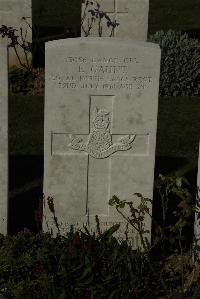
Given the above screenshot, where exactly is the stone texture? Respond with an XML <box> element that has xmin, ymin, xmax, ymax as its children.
<box><xmin>0</xmin><ymin>0</ymin><xmax>32</xmax><ymax>66</ymax></box>
<box><xmin>43</xmin><ymin>38</ymin><xmax>160</xmax><ymax>247</ymax></box>
<box><xmin>82</xmin><ymin>0</ymin><xmax>149</xmax><ymax>41</ymax></box>
<box><xmin>194</xmin><ymin>143</ymin><xmax>200</xmax><ymax>247</ymax></box>
<box><xmin>0</xmin><ymin>43</ymin><xmax>8</xmax><ymax>234</ymax></box>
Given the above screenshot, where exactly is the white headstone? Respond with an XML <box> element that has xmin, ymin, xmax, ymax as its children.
<box><xmin>194</xmin><ymin>143</ymin><xmax>200</xmax><ymax>248</ymax></box>
<box><xmin>82</xmin><ymin>0</ymin><xmax>149</xmax><ymax>41</ymax></box>
<box><xmin>43</xmin><ymin>38</ymin><xmax>160</xmax><ymax>247</ymax></box>
<box><xmin>0</xmin><ymin>0</ymin><xmax>32</xmax><ymax>67</ymax></box>
<box><xmin>0</xmin><ymin>42</ymin><xmax>8</xmax><ymax>234</ymax></box>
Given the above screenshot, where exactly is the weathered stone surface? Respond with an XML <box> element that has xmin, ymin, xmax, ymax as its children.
<box><xmin>82</xmin><ymin>0</ymin><xmax>149</xmax><ymax>41</ymax></box>
<box><xmin>0</xmin><ymin>43</ymin><xmax>8</xmax><ymax>234</ymax></box>
<box><xmin>43</xmin><ymin>38</ymin><xmax>160</xmax><ymax>247</ymax></box>
<box><xmin>0</xmin><ymin>0</ymin><xmax>32</xmax><ymax>66</ymax></box>
<box><xmin>194</xmin><ymin>143</ymin><xmax>200</xmax><ymax>248</ymax></box>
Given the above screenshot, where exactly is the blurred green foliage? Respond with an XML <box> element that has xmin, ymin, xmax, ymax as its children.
<box><xmin>149</xmin><ymin>31</ymin><xmax>200</xmax><ymax>96</ymax></box>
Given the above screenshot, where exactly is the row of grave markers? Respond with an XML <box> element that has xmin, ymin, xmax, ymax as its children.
<box><xmin>0</xmin><ymin>0</ymin><xmax>199</xmax><ymax>249</ymax></box>
<box><xmin>0</xmin><ymin>0</ymin><xmax>148</xmax><ymax>67</ymax></box>
<box><xmin>0</xmin><ymin>0</ymin><xmax>32</xmax><ymax>66</ymax></box>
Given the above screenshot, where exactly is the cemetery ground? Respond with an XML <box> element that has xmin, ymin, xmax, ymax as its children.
<box><xmin>6</xmin><ymin>75</ymin><xmax>200</xmax><ymax>298</ymax></box>
<box><xmin>5</xmin><ymin>22</ymin><xmax>200</xmax><ymax>299</ymax></box>
<box><xmin>9</xmin><ymin>95</ymin><xmax>200</xmax><ymax>229</ymax></box>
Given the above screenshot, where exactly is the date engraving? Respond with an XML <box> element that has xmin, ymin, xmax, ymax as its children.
<box><xmin>49</xmin><ymin>56</ymin><xmax>153</xmax><ymax>91</ymax></box>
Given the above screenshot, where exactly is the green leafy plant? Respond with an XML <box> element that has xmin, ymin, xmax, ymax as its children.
<box><xmin>0</xmin><ymin>178</ymin><xmax>199</xmax><ymax>298</ymax></box>
<box><xmin>149</xmin><ymin>30</ymin><xmax>200</xmax><ymax>96</ymax></box>
<box><xmin>109</xmin><ymin>193</ymin><xmax>152</xmax><ymax>252</ymax></box>
<box><xmin>0</xmin><ymin>18</ymin><xmax>46</xmax><ymax>96</ymax></box>
<box><xmin>153</xmin><ymin>174</ymin><xmax>194</xmax><ymax>297</ymax></box>
<box><xmin>153</xmin><ymin>174</ymin><xmax>193</xmax><ymax>254</ymax></box>
<box><xmin>8</xmin><ymin>66</ymin><xmax>33</xmax><ymax>94</ymax></box>
<box><xmin>0</xmin><ymin>228</ymin><xmax>164</xmax><ymax>298</ymax></box>
<box><xmin>108</xmin><ymin>175</ymin><xmax>196</xmax><ymax>297</ymax></box>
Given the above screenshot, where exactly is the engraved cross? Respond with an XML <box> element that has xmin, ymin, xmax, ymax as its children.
<box><xmin>52</xmin><ymin>95</ymin><xmax>144</xmax><ymax>222</ymax></box>
<box><xmin>102</xmin><ymin>0</ymin><xmax>129</xmax><ymax>36</ymax></box>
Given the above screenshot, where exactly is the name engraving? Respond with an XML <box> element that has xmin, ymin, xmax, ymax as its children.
<box><xmin>49</xmin><ymin>56</ymin><xmax>153</xmax><ymax>91</ymax></box>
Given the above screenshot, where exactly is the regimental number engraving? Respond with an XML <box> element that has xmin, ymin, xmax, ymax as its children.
<box><xmin>68</xmin><ymin>107</ymin><xmax>135</xmax><ymax>159</ymax></box>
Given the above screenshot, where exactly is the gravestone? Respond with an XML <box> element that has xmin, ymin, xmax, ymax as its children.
<box><xmin>82</xmin><ymin>0</ymin><xmax>149</xmax><ymax>40</ymax></box>
<box><xmin>0</xmin><ymin>43</ymin><xmax>8</xmax><ymax>234</ymax></box>
<box><xmin>0</xmin><ymin>0</ymin><xmax>32</xmax><ymax>66</ymax></box>
<box><xmin>44</xmin><ymin>38</ymin><xmax>161</xmax><ymax>246</ymax></box>
<box><xmin>194</xmin><ymin>143</ymin><xmax>200</xmax><ymax>248</ymax></box>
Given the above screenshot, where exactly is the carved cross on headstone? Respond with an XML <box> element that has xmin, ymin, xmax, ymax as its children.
<box><xmin>82</xmin><ymin>0</ymin><xmax>149</xmax><ymax>40</ymax></box>
<box><xmin>82</xmin><ymin>0</ymin><xmax>130</xmax><ymax>37</ymax></box>
<box><xmin>51</xmin><ymin>95</ymin><xmax>144</xmax><ymax>221</ymax></box>
<box><xmin>102</xmin><ymin>0</ymin><xmax>129</xmax><ymax>37</ymax></box>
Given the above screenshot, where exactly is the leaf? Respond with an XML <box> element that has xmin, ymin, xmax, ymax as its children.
<box><xmin>108</xmin><ymin>289</ymin><xmax>120</xmax><ymax>299</ymax></box>
<box><xmin>82</xmin><ymin>225</ymin><xmax>92</xmax><ymax>236</ymax></box>
<box><xmin>58</xmin><ymin>292</ymin><xmax>67</xmax><ymax>299</ymax></box>
<box><xmin>134</xmin><ymin>193</ymin><xmax>143</xmax><ymax>198</ymax></box>
<box><xmin>119</xmin><ymin>201</ymin><xmax>125</xmax><ymax>208</ymax></box>
<box><xmin>109</xmin><ymin>195</ymin><xmax>120</xmax><ymax>206</ymax></box>
<box><xmin>88</xmin><ymin>9</ymin><xmax>95</xmax><ymax>16</ymax></box>
<box><xmin>99</xmin><ymin>224</ymin><xmax>120</xmax><ymax>240</ymax></box>
<box><xmin>79</xmin><ymin>262</ymin><xmax>92</xmax><ymax>281</ymax></box>
<box><xmin>175</xmin><ymin>177</ymin><xmax>182</xmax><ymax>187</ymax></box>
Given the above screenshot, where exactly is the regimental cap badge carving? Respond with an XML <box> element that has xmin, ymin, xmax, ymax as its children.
<box><xmin>68</xmin><ymin>107</ymin><xmax>135</xmax><ymax>159</ymax></box>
